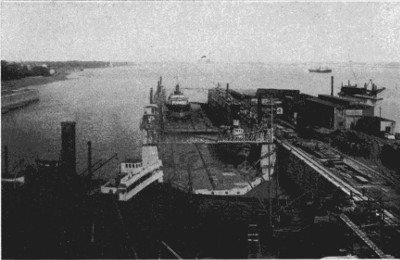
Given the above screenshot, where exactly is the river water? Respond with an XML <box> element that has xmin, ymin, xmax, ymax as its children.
<box><xmin>2</xmin><ymin>62</ymin><xmax>399</xmax><ymax>178</ymax></box>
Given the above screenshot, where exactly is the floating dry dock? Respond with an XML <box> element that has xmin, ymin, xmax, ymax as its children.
<box><xmin>101</xmin><ymin>78</ymin><xmax>276</xmax><ymax>199</ymax></box>
<box><xmin>159</xmin><ymin>96</ymin><xmax>275</xmax><ymax>196</ymax></box>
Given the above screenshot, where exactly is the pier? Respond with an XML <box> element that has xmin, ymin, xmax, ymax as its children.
<box><xmin>275</xmin><ymin>132</ymin><xmax>400</xmax><ymax>258</ymax></box>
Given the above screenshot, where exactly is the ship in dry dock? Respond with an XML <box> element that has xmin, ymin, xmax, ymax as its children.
<box><xmin>165</xmin><ymin>84</ymin><xmax>191</xmax><ymax>119</ymax></box>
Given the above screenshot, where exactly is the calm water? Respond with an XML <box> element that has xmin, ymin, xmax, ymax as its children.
<box><xmin>2</xmin><ymin>62</ymin><xmax>400</xmax><ymax>177</ymax></box>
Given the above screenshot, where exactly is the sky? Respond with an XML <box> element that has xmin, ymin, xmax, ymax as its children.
<box><xmin>1</xmin><ymin>1</ymin><xmax>400</xmax><ymax>63</ymax></box>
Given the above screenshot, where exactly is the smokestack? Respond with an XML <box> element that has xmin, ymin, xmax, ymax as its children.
<box><xmin>159</xmin><ymin>76</ymin><xmax>162</xmax><ymax>86</ymax></box>
<box><xmin>150</xmin><ymin>88</ymin><xmax>153</xmax><ymax>104</ymax></box>
<box><xmin>61</xmin><ymin>121</ymin><xmax>76</xmax><ymax>175</ymax></box>
<box><xmin>331</xmin><ymin>76</ymin><xmax>334</xmax><ymax>96</ymax></box>
<box><xmin>226</xmin><ymin>83</ymin><xmax>229</xmax><ymax>99</ymax></box>
<box><xmin>258</xmin><ymin>96</ymin><xmax>262</xmax><ymax>124</ymax></box>
<box><xmin>3</xmin><ymin>146</ymin><xmax>8</xmax><ymax>176</ymax></box>
<box><xmin>87</xmin><ymin>141</ymin><xmax>92</xmax><ymax>178</ymax></box>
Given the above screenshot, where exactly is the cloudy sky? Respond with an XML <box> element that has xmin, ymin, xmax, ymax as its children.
<box><xmin>1</xmin><ymin>1</ymin><xmax>399</xmax><ymax>63</ymax></box>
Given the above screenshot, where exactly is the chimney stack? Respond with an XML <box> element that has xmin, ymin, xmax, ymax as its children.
<box><xmin>331</xmin><ymin>76</ymin><xmax>334</xmax><ymax>96</ymax></box>
<box><xmin>3</xmin><ymin>146</ymin><xmax>8</xmax><ymax>176</ymax></box>
<box><xmin>150</xmin><ymin>88</ymin><xmax>153</xmax><ymax>104</ymax></box>
<box><xmin>61</xmin><ymin>121</ymin><xmax>76</xmax><ymax>175</ymax></box>
<box><xmin>87</xmin><ymin>141</ymin><xmax>92</xmax><ymax>178</ymax></box>
<box><xmin>226</xmin><ymin>83</ymin><xmax>229</xmax><ymax>99</ymax></box>
<box><xmin>258</xmin><ymin>95</ymin><xmax>262</xmax><ymax>124</ymax></box>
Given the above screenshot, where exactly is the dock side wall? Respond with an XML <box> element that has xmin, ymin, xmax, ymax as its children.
<box><xmin>277</xmin><ymin>144</ymin><xmax>337</xmax><ymax>198</ymax></box>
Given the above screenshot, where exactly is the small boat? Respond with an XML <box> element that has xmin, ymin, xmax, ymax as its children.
<box><xmin>165</xmin><ymin>84</ymin><xmax>191</xmax><ymax>119</ymax></box>
<box><xmin>309</xmin><ymin>67</ymin><xmax>332</xmax><ymax>73</ymax></box>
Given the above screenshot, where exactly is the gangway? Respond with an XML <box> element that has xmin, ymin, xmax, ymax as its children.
<box><xmin>339</xmin><ymin>214</ymin><xmax>389</xmax><ymax>259</ymax></box>
<box><xmin>159</xmin><ymin>128</ymin><xmax>274</xmax><ymax>144</ymax></box>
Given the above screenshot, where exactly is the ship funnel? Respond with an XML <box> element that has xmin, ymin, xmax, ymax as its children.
<box><xmin>258</xmin><ymin>96</ymin><xmax>262</xmax><ymax>124</ymax></box>
<box><xmin>331</xmin><ymin>76</ymin><xmax>334</xmax><ymax>96</ymax></box>
<box><xmin>150</xmin><ymin>88</ymin><xmax>153</xmax><ymax>104</ymax></box>
<box><xmin>61</xmin><ymin>121</ymin><xmax>76</xmax><ymax>175</ymax></box>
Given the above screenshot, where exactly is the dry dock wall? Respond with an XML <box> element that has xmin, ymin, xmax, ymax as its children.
<box><xmin>1</xmin><ymin>89</ymin><xmax>39</xmax><ymax>112</ymax></box>
<box><xmin>277</xmin><ymin>143</ymin><xmax>338</xmax><ymax>198</ymax></box>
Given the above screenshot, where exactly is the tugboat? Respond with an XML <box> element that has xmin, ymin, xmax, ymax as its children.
<box><xmin>165</xmin><ymin>84</ymin><xmax>191</xmax><ymax>119</ymax></box>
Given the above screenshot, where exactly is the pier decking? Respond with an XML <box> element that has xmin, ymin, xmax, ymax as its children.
<box><xmin>276</xmin><ymin>129</ymin><xmax>400</xmax><ymax>258</ymax></box>
<box><xmin>277</xmin><ymin>138</ymin><xmax>400</xmax><ymax>229</ymax></box>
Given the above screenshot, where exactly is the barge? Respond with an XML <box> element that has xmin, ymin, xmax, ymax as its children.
<box><xmin>1</xmin><ymin>88</ymin><xmax>39</xmax><ymax>113</ymax></box>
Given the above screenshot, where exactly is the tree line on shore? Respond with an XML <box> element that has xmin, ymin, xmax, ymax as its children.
<box><xmin>1</xmin><ymin>60</ymin><xmax>128</xmax><ymax>81</ymax></box>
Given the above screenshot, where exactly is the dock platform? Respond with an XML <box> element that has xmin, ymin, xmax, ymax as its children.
<box><xmin>159</xmin><ymin>142</ymin><xmax>266</xmax><ymax>196</ymax></box>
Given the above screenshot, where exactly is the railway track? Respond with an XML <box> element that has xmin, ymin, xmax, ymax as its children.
<box><xmin>327</xmin><ymin>144</ymin><xmax>400</xmax><ymax>188</ymax></box>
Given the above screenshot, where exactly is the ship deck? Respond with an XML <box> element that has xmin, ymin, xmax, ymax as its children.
<box><xmin>163</xmin><ymin>103</ymin><xmax>218</xmax><ymax>134</ymax></box>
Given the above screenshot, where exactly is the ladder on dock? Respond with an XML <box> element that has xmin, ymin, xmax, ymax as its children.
<box><xmin>247</xmin><ymin>223</ymin><xmax>262</xmax><ymax>259</ymax></box>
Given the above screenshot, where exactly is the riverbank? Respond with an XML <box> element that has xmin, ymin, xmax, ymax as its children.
<box><xmin>1</xmin><ymin>68</ymin><xmax>70</xmax><ymax>92</ymax></box>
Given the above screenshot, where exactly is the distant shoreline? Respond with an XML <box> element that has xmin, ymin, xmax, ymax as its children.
<box><xmin>1</xmin><ymin>60</ymin><xmax>129</xmax><ymax>92</ymax></box>
<box><xmin>1</xmin><ymin>68</ymin><xmax>70</xmax><ymax>91</ymax></box>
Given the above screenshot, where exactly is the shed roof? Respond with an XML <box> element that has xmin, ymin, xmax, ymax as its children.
<box><xmin>256</xmin><ymin>89</ymin><xmax>300</xmax><ymax>98</ymax></box>
<box><xmin>306</xmin><ymin>97</ymin><xmax>338</xmax><ymax>107</ymax></box>
<box><xmin>309</xmin><ymin>96</ymin><xmax>372</xmax><ymax>109</ymax></box>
